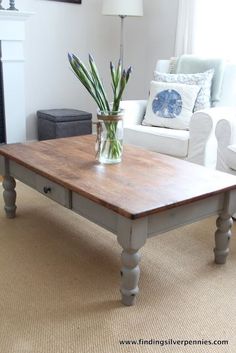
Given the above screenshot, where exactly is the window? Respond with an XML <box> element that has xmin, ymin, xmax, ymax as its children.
<box><xmin>193</xmin><ymin>0</ymin><xmax>236</xmax><ymax>61</ymax></box>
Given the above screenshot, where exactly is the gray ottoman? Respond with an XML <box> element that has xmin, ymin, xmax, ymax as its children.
<box><xmin>37</xmin><ymin>109</ymin><xmax>92</xmax><ymax>141</ymax></box>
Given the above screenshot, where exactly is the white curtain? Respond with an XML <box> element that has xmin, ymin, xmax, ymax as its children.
<box><xmin>193</xmin><ymin>0</ymin><xmax>236</xmax><ymax>60</ymax></box>
<box><xmin>174</xmin><ymin>0</ymin><xmax>196</xmax><ymax>56</ymax></box>
<box><xmin>175</xmin><ymin>0</ymin><xmax>236</xmax><ymax>60</ymax></box>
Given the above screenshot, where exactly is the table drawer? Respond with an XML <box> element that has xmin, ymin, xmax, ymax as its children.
<box><xmin>36</xmin><ymin>175</ymin><xmax>71</xmax><ymax>208</ymax></box>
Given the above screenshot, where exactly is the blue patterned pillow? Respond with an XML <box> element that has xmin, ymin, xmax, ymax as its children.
<box><xmin>143</xmin><ymin>81</ymin><xmax>201</xmax><ymax>130</ymax></box>
<box><xmin>152</xmin><ymin>89</ymin><xmax>182</xmax><ymax>118</ymax></box>
<box><xmin>154</xmin><ymin>69</ymin><xmax>214</xmax><ymax>112</ymax></box>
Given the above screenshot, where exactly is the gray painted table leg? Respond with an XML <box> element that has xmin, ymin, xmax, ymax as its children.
<box><xmin>214</xmin><ymin>193</ymin><xmax>233</xmax><ymax>264</ymax></box>
<box><xmin>3</xmin><ymin>176</ymin><xmax>16</xmax><ymax>218</ymax></box>
<box><xmin>117</xmin><ymin>217</ymin><xmax>148</xmax><ymax>306</ymax></box>
<box><xmin>120</xmin><ymin>249</ymin><xmax>141</xmax><ymax>306</ymax></box>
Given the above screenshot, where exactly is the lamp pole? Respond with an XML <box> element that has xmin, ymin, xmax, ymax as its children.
<box><xmin>119</xmin><ymin>15</ymin><xmax>126</xmax><ymax>67</ymax></box>
<box><xmin>102</xmin><ymin>0</ymin><xmax>143</xmax><ymax>67</ymax></box>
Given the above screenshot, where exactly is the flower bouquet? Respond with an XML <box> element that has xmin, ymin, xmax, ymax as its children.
<box><xmin>68</xmin><ymin>53</ymin><xmax>131</xmax><ymax>164</ymax></box>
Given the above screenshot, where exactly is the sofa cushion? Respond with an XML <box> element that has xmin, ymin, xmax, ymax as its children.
<box><xmin>175</xmin><ymin>55</ymin><xmax>225</xmax><ymax>105</ymax></box>
<box><xmin>154</xmin><ymin>69</ymin><xmax>214</xmax><ymax>111</ymax></box>
<box><xmin>124</xmin><ymin>125</ymin><xmax>189</xmax><ymax>158</ymax></box>
<box><xmin>143</xmin><ymin>81</ymin><xmax>200</xmax><ymax>130</ymax></box>
<box><xmin>226</xmin><ymin>144</ymin><xmax>236</xmax><ymax>170</ymax></box>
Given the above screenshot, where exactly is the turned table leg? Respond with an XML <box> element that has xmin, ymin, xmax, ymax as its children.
<box><xmin>214</xmin><ymin>191</ymin><xmax>234</xmax><ymax>264</ymax></box>
<box><xmin>214</xmin><ymin>212</ymin><xmax>233</xmax><ymax>264</ymax></box>
<box><xmin>117</xmin><ymin>217</ymin><xmax>147</xmax><ymax>306</ymax></box>
<box><xmin>3</xmin><ymin>176</ymin><xmax>17</xmax><ymax>218</ymax></box>
<box><xmin>120</xmin><ymin>249</ymin><xmax>141</xmax><ymax>306</ymax></box>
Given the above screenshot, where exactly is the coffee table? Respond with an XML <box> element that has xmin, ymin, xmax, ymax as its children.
<box><xmin>0</xmin><ymin>135</ymin><xmax>236</xmax><ymax>306</ymax></box>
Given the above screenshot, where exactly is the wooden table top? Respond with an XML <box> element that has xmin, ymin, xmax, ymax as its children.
<box><xmin>0</xmin><ymin>135</ymin><xmax>236</xmax><ymax>219</ymax></box>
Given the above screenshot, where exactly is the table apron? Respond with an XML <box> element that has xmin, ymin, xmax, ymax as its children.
<box><xmin>147</xmin><ymin>194</ymin><xmax>225</xmax><ymax>238</ymax></box>
<box><xmin>72</xmin><ymin>192</ymin><xmax>118</xmax><ymax>234</ymax></box>
<box><xmin>9</xmin><ymin>160</ymin><xmax>37</xmax><ymax>188</ymax></box>
<box><xmin>2</xmin><ymin>158</ymin><xmax>235</xmax><ymax>240</ymax></box>
<box><xmin>72</xmin><ymin>192</ymin><xmax>230</xmax><ymax>239</ymax></box>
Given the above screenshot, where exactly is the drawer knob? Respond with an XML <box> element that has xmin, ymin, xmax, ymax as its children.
<box><xmin>43</xmin><ymin>186</ymin><xmax>51</xmax><ymax>194</ymax></box>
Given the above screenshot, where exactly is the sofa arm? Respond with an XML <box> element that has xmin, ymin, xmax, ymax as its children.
<box><xmin>215</xmin><ymin>117</ymin><xmax>236</xmax><ymax>172</ymax></box>
<box><xmin>216</xmin><ymin>116</ymin><xmax>236</xmax><ymax>147</ymax></box>
<box><xmin>187</xmin><ymin>107</ymin><xmax>236</xmax><ymax>168</ymax></box>
<box><xmin>120</xmin><ymin>100</ymin><xmax>147</xmax><ymax>127</ymax></box>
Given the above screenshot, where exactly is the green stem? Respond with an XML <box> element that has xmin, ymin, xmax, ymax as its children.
<box><xmin>99</xmin><ymin>121</ymin><xmax>122</xmax><ymax>160</ymax></box>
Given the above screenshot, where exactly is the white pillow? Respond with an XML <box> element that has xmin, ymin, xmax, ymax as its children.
<box><xmin>154</xmin><ymin>69</ymin><xmax>214</xmax><ymax>111</ymax></box>
<box><xmin>143</xmin><ymin>81</ymin><xmax>201</xmax><ymax>130</ymax></box>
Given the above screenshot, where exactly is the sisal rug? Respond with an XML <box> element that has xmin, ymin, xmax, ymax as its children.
<box><xmin>0</xmin><ymin>182</ymin><xmax>235</xmax><ymax>353</ymax></box>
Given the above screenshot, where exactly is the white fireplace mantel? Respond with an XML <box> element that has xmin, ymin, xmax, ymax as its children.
<box><xmin>0</xmin><ymin>10</ymin><xmax>34</xmax><ymax>143</ymax></box>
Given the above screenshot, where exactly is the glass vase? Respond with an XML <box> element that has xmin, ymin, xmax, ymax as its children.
<box><xmin>96</xmin><ymin>110</ymin><xmax>124</xmax><ymax>164</ymax></box>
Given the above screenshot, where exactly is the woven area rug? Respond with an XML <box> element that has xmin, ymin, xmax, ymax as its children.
<box><xmin>0</xmin><ymin>182</ymin><xmax>235</xmax><ymax>353</ymax></box>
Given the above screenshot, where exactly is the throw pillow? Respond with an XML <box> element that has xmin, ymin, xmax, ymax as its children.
<box><xmin>154</xmin><ymin>69</ymin><xmax>214</xmax><ymax>111</ymax></box>
<box><xmin>142</xmin><ymin>81</ymin><xmax>201</xmax><ymax>130</ymax></box>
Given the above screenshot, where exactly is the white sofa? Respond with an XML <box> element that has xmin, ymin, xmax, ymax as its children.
<box><xmin>216</xmin><ymin>117</ymin><xmax>236</xmax><ymax>219</ymax></box>
<box><xmin>216</xmin><ymin>116</ymin><xmax>236</xmax><ymax>175</ymax></box>
<box><xmin>122</xmin><ymin>60</ymin><xmax>236</xmax><ymax>168</ymax></box>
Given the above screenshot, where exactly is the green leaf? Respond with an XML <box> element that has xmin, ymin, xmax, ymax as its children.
<box><xmin>68</xmin><ymin>52</ymin><xmax>132</xmax><ymax>114</ymax></box>
<box><xmin>89</xmin><ymin>54</ymin><xmax>110</xmax><ymax>111</ymax></box>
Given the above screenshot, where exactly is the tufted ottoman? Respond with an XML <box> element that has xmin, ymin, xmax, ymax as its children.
<box><xmin>37</xmin><ymin>109</ymin><xmax>92</xmax><ymax>141</ymax></box>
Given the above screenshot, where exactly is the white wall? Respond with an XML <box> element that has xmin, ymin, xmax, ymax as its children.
<box><xmin>18</xmin><ymin>0</ymin><xmax>178</xmax><ymax>140</ymax></box>
<box><xmin>124</xmin><ymin>0</ymin><xmax>179</xmax><ymax>99</ymax></box>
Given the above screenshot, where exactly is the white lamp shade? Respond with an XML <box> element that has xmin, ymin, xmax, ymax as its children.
<box><xmin>102</xmin><ymin>0</ymin><xmax>143</xmax><ymax>17</ymax></box>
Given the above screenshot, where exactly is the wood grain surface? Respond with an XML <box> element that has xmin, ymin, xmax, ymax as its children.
<box><xmin>0</xmin><ymin>135</ymin><xmax>236</xmax><ymax>219</ymax></box>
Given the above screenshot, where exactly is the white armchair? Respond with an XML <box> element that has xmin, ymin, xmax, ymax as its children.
<box><xmin>215</xmin><ymin>116</ymin><xmax>236</xmax><ymax>175</ymax></box>
<box><xmin>122</xmin><ymin>60</ymin><xmax>236</xmax><ymax>168</ymax></box>
<box><xmin>216</xmin><ymin>117</ymin><xmax>236</xmax><ymax>218</ymax></box>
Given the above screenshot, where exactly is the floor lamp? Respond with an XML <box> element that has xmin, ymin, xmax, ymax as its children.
<box><xmin>102</xmin><ymin>0</ymin><xmax>143</xmax><ymax>66</ymax></box>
